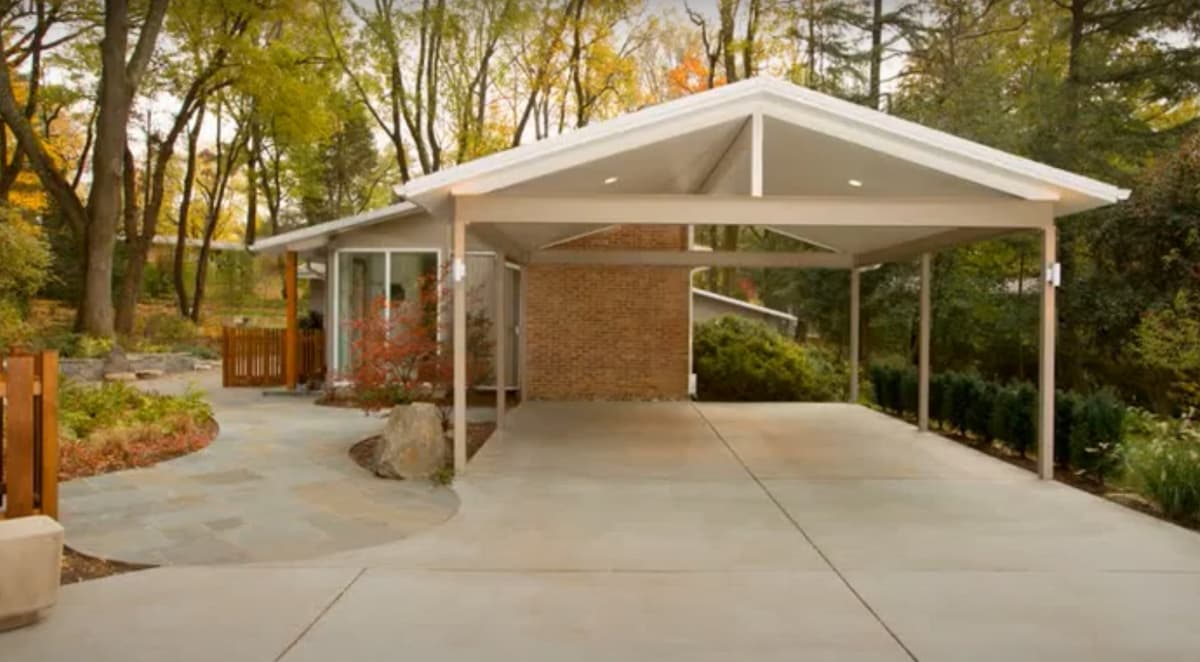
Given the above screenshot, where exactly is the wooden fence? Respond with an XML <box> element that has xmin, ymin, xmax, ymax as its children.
<box><xmin>0</xmin><ymin>351</ymin><xmax>58</xmax><ymax>520</ymax></box>
<box><xmin>222</xmin><ymin>327</ymin><xmax>325</xmax><ymax>387</ymax></box>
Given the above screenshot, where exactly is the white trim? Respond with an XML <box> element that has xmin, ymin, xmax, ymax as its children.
<box><xmin>455</xmin><ymin>194</ymin><xmax>1056</xmax><ymax>229</ymax></box>
<box><xmin>538</xmin><ymin>226</ymin><xmax>619</xmax><ymax>250</ymax></box>
<box><xmin>401</xmin><ymin>78</ymin><xmax>1127</xmax><ymax>215</ymax></box>
<box><xmin>251</xmin><ymin>202</ymin><xmax>421</xmax><ymax>254</ymax></box>
<box><xmin>529</xmin><ymin>249</ymin><xmax>852</xmax><ymax>268</ymax></box>
<box><xmin>692</xmin><ymin>287</ymin><xmax>798</xmax><ymax>322</ymax></box>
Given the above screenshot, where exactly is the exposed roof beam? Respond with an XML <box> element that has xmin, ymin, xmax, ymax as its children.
<box><xmin>529</xmin><ymin>249</ymin><xmax>851</xmax><ymax>269</ymax></box>
<box><xmin>467</xmin><ymin>223</ymin><xmax>530</xmax><ymax>263</ymax></box>
<box><xmin>854</xmin><ymin>228</ymin><xmax>1017</xmax><ymax>266</ymax></box>
<box><xmin>455</xmin><ymin>194</ymin><xmax>1056</xmax><ymax>229</ymax></box>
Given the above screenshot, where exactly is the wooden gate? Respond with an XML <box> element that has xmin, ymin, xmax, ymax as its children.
<box><xmin>222</xmin><ymin>327</ymin><xmax>325</xmax><ymax>387</ymax></box>
<box><xmin>1</xmin><ymin>351</ymin><xmax>58</xmax><ymax>520</ymax></box>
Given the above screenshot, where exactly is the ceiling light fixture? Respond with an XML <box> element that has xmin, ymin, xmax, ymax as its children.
<box><xmin>604</xmin><ymin>176</ymin><xmax>619</xmax><ymax>185</ymax></box>
<box><xmin>848</xmin><ymin>179</ymin><xmax>863</xmax><ymax>188</ymax></box>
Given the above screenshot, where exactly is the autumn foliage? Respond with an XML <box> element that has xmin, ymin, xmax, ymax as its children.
<box><xmin>343</xmin><ymin>271</ymin><xmax>493</xmax><ymax>412</ymax></box>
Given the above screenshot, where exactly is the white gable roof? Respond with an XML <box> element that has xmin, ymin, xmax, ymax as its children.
<box><xmin>402</xmin><ymin>77</ymin><xmax>1127</xmax><ymax>217</ymax></box>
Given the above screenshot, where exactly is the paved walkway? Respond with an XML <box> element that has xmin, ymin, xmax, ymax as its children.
<box><xmin>59</xmin><ymin>371</ymin><xmax>459</xmax><ymax>564</ymax></box>
<box><xmin>6</xmin><ymin>401</ymin><xmax>1200</xmax><ymax>661</ymax></box>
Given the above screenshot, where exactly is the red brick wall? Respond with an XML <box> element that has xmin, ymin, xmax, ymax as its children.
<box><xmin>525</xmin><ymin>225</ymin><xmax>690</xmax><ymax>400</ymax></box>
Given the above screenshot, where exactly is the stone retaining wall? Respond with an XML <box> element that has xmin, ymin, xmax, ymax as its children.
<box><xmin>59</xmin><ymin>352</ymin><xmax>205</xmax><ymax>382</ymax></box>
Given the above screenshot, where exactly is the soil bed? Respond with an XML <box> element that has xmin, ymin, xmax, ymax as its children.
<box><xmin>61</xmin><ymin>547</ymin><xmax>151</xmax><ymax>585</ymax></box>
<box><xmin>59</xmin><ymin>420</ymin><xmax>220</xmax><ymax>482</ymax></box>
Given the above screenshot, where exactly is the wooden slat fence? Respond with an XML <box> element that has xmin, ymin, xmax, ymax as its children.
<box><xmin>222</xmin><ymin>327</ymin><xmax>325</xmax><ymax>387</ymax></box>
<box><xmin>0</xmin><ymin>350</ymin><xmax>58</xmax><ymax>520</ymax></box>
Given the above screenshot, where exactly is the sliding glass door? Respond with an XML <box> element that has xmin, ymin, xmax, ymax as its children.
<box><xmin>335</xmin><ymin>250</ymin><xmax>439</xmax><ymax>371</ymax></box>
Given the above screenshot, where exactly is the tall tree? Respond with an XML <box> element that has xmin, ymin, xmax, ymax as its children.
<box><xmin>0</xmin><ymin>0</ymin><xmax>169</xmax><ymax>337</ymax></box>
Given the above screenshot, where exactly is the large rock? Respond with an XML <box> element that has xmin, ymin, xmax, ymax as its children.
<box><xmin>372</xmin><ymin>403</ymin><xmax>446</xmax><ymax>480</ymax></box>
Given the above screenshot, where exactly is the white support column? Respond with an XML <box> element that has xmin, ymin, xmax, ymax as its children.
<box><xmin>849</xmin><ymin>268</ymin><xmax>860</xmax><ymax>403</ymax></box>
<box><xmin>452</xmin><ymin>214</ymin><xmax>468</xmax><ymax>474</ymax></box>
<box><xmin>750</xmin><ymin>112</ymin><xmax>763</xmax><ymax>197</ymax></box>
<box><xmin>1038</xmin><ymin>226</ymin><xmax>1058</xmax><ymax>480</ymax></box>
<box><xmin>494</xmin><ymin>252</ymin><xmax>507</xmax><ymax>428</ymax></box>
<box><xmin>918</xmin><ymin>253</ymin><xmax>931</xmax><ymax>431</ymax></box>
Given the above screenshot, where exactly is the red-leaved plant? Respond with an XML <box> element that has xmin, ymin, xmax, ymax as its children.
<box><xmin>342</xmin><ymin>268</ymin><xmax>493</xmax><ymax>415</ymax></box>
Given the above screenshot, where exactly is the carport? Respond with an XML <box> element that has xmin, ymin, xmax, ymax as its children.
<box><xmin>393</xmin><ymin>78</ymin><xmax>1127</xmax><ymax>475</ymax></box>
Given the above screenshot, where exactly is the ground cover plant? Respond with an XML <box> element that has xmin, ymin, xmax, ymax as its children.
<box><xmin>58</xmin><ymin>381</ymin><xmax>217</xmax><ymax>480</ymax></box>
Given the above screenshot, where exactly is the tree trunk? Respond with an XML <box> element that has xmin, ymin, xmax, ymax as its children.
<box><xmin>174</xmin><ymin>104</ymin><xmax>205</xmax><ymax>317</ymax></box>
<box><xmin>868</xmin><ymin>0</ymin><xmax>883</xmax><ymax>109</ymax></box>
<box><xmin>115</xmin><ymin>147</ymin><xmax>142</xmax><ymax>335</ymax></box>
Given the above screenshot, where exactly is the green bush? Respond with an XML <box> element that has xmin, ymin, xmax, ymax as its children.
<box><xmin>52</xmin><ymin>332</ymin><xmax>115</xmax><ymax>358</ymax></box>
<box><xmin>1054</xmin><ymin>390</ymin><xmax>1083</xmax><ymax>467</ymax></box>
<box><xmin>991</xmin><ymin>382</ymin><xmax>1036</xmax><ymax>456</ymax></box>
<box><xmin>694</xmin><ymin>316</ymin><xmax>846</xmax><ymax>402</ymax></box>
<box><xmin>60</xmin><ymin>380</ymin><xmax>213</xmax><ymax>441</ymax></box>
<box><xmin>1068</xmin><ymin>389</ymin><xmax>1126</xmax><ymax>483</ymax></box>
<box><xmin>868</xmin><ymin>363</ymin><xmax>1127</xmax><ymax>472</ymax></box>
<box><xmin>1125</xmin><ymin>413</ymin><xmax>1200</xmax><ymax>522</ymax></box>
<box><xmin>133</xmin><ymin>312</ymin><xmax>202</xmax><ymax>350</ymax></box>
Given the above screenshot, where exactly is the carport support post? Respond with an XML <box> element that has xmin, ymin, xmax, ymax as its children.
<box><xmin>494</xmin><ymin>252</ymin><xmax>506</xmax><ymax>427</ymax></box>
<box><xmin>848</xmin><ymin>267</ymin><xmax>860</xmax><ymax>403</ymax></box>
<box><xmin>453</xmin><ymin>215</ymin><xmax>467</xmax><ymax>474</ymax></box>
<box><xmin>1038</xmin><ymin>226</ymin><xmax>1057</xmax><ymax>480</ymax></box>
<box><xmin>284</xmin><ymin>250</ymin><xmax>298</xmax><ymax>391</ymax></box>
<box><xmin>918</xmin><ymin>252</ymin><xmax>931</xmax><ymax>431</ymax></box>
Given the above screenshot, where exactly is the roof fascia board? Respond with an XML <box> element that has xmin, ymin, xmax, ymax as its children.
<box><xmin>251</xmin><ymin>201</ymin><xmax>419</xmax><ymax>254</ymax></box>
<box><xmin>693</xmin><ymin>287</ymin><xmax>798</xmax><ymax>321</ymax></box>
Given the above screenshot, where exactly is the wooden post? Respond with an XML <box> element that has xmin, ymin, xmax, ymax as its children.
<box><xmin>4</xmin><ymin>355</ymin><xmax>35</xmax><ymax>518</ymax></box>
<box><xmin>849</xmin><ymin>268</ymin><xmax>860</xmax><ymax>403</ymax></box>
<box><xmin>494</xmin><ymin>253</ymin><xmax>507</xmax><ymax>428</ymax></box>
<box><xmin>918</xmin><ymin>252</ymin><xmax>931</xmax><ymax>431</ymax></box>
<box><xmin>35</xmin><ymin>351</ymin><xmax>58</xmax><ymax>519</ymax></box>
<box><xmin>1038</xmin><ymin>226</ymin><xmax>1057</xmax><ymax>480</ymax></box>
<box><xmin>453</xmin><ymin>214</ymin><xmax>468</xmax><ymax>473</ymax></box>
<box><xmin>284</xmin><ymin>250</ymin><xmax>299</xmax><ymax>390</ymax></box>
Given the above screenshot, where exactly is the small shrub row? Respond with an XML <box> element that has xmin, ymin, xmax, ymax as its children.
<box><xmin>694</xmin><ymin>316</ymin><xmax>847</xmax><ymax>402</ymax></box>
<box><xmin>869</xmin><ymin>363</ymin><xmax>1126</xmax><ymax>482</ymax></box>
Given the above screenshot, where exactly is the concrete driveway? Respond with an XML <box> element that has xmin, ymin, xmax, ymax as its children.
<box><xmin>5</xmin><ymin>401</ymin><xmax>1200</xmax><ymax>661</ymax></box>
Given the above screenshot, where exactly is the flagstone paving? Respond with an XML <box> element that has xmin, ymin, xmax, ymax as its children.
<box><xmin>59</xmin><ymin>371</ymin><xmax>460</xmax><ymax>565</ymax></box>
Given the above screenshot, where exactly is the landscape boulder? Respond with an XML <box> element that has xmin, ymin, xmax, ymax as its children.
<box><xmin>372</xmin><ymin>403</ymin><xmax>446</xmax><ymax>480</ymax></box>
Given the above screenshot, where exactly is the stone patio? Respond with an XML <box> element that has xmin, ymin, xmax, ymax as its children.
<box><xmin>59</xmin><ymin>372</ymin><xmax>459</xmax><ymax>565</ymax></box>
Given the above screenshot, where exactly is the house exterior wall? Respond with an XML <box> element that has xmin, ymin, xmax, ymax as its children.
<box><xmin>525</xmin><ymin>225</ymin><xmax>690</xmax><ymax>400</ymax></box>
<box><xmin>692</xmin><ymin>293</ymin><xmax>797</xmax><ymax>336</ymax></box>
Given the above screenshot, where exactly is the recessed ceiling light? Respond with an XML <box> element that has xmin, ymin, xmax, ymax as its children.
<box><xmin>604</xmin><ymin>176</ymin><xmax>619</xmax><ymax>185</ymax></box>
<box><xmin>848</xmin><ymin>179</ymin><xmax>863</xmax><ymax>188</ymax></box>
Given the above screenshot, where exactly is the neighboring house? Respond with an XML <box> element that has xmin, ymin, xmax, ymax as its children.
<box><xmin>692</xmin><ymin>287</ymin><xmax>797</xmax><ymax>336</ymax></box>
<box><xmin>253</xmin><ymin>76</ymin><xmax>1126</xmax><ymax>473</ymax></box>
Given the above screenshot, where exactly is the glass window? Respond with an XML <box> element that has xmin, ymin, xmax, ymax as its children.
<box><xmin>336</xmin><ymin>250</ymin><xmax>439</xmax><ymax>371</ymax></box>
<box><xmin>337</xmin><ymin>252</ymin><xmax>386</xmax><ymax>370</ymax></box>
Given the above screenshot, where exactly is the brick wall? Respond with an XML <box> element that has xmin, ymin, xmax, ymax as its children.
<box><xmin>525</xmin><ymin>225</ymin><xmax>690</xmax><ymax>400</ymax></box>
